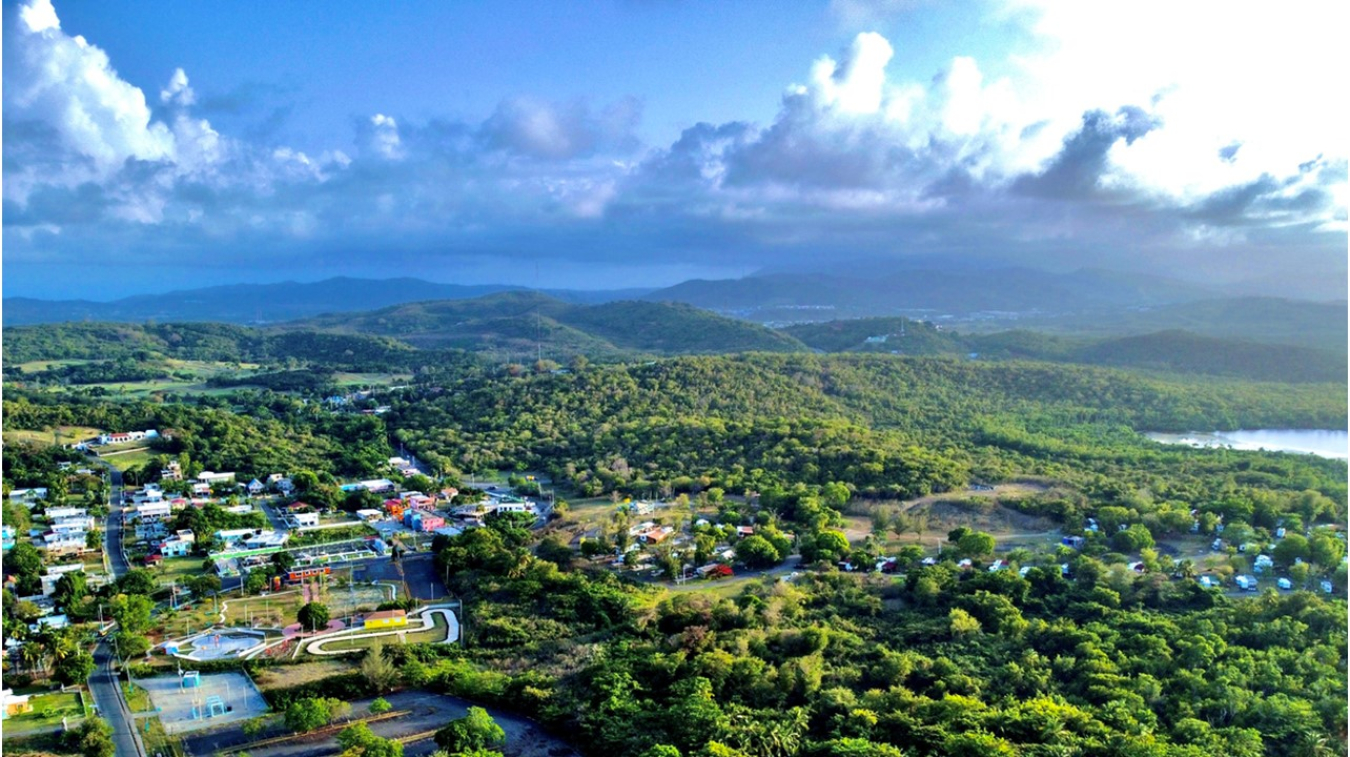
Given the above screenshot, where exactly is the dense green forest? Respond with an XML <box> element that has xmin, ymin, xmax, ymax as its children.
<box><xmin>410</xmin><ymin>513</ymin><xmax>1348</xmax><ymax>757</ymax></box>
<box><xmin>2</xmin><ymin>390</ymin><xmax>393</xmax><ymax>480</ymax></box>
<box><xmin>783</xmin><ymin>320</ymin><xmax>1345</xmax><ymax>383</ymax></box>
<box><xmin>391</xmin><ymin>354</ymin><xmax>1346</xmax><ymax>507</ymax></box>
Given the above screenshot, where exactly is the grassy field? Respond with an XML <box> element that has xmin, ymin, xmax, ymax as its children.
<box><xmin>13</xmin><ymin>359</ymin><xmax>93</xmax><ymax>372</ymax></box>
<box><xmin>100</xmin><ymin>447</ymin><xmax>156</xmax><ymax>471</ymax></box>
<box><xmin>1</xmin><ymin>425</ymin><xmax>103</xmax><ymax>447</ymax></box>
<box><xmin>1</xmin><ymin>690</ymin><xmax>86</xmax><ymax>735</ymax></box>
<box><xmin>123</xmin><ymin>681</ymin><xmax>152</xmax><ymax>713</ymax></box>
<box><xmin>333</xmin><ymin>372</ymin><xmax>414</xmax><ymax>387</ymax></box>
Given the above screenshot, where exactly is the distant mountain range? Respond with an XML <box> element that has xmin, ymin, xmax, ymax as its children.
<box><xmin>639</xmin><ymin>266</ymin><xmax>1224</xmax><ymax>323</ymax></box>
<box><xmin>0</xmin><ymin>266</ymin><xmax>1235</xmax><ymax>327</ymax></box>
<box><xmin>5</xmin><ymin>288</ymin><xmax>1343</xmax><ymax>383</ymax></box>
<box><xmin>1</xmin><ymin>277</ymin><xmax>652</xmax><ymax>326</ymax></box>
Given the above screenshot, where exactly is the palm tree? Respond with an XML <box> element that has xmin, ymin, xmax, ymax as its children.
<box><xmin>19</xmin><ymin>641</ymin><xmax>46</xmax><ymax>677</ymax></box>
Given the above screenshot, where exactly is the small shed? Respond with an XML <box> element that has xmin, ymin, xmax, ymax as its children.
<box><xmin>364</xmin><ymin>609</ymin><xmax>408</xmax><ymax>630</ymax></box>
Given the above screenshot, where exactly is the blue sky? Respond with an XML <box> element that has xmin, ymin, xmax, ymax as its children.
<box><xmin>3</xmin><ymin>0</ymin><xmax>1345</xmax><ymax>299</ymax></box>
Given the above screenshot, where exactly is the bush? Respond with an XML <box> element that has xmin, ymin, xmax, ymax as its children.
<box><xmin>369</xmin><ymin>697</ymin><xmax>392</xmax><ymax>715</ymax></box>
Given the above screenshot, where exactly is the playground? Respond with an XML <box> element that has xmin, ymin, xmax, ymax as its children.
<box><xmin>141</xmin><ymin>670</ymin><xmax>270</xmax><ymax>734</ymax></box>
<box><xmin>174</xmin><ymin>629</ymin><xmax>268</xmax><ymax>661</ymax></box>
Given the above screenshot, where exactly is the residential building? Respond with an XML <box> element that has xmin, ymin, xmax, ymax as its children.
<box><xmin>292</xmin><ymin>512</ymin><xmax>320</xmax><ymax>528</ymax></box>
<box><xmin>41</xmin><ymin>532</ymin><xmax>88</xmax><ymax>554</ymax></box>
<box><xmin>225</xmin><ymin>504</ymin><xmax>254</xmax><ymax>515</ymax></box>
<box><xmin>355</xmin><ymin>509</ymin><xmax>384</xmax><ymax>522</ymax></box>
<box><xmin>161</xmin><ymin>461</ymin><xmax>183</xmax><ymax>481</ymax></box>
<box><xmin>405</xmin><ymin>511</ymin><xmax>445</xmax><ymax>533</ymax></box>
<box><xmin>192</xmin><ymin>483</ymin><xmax>213</xmax><ymax>496</ymax></box>
<box><xmin>135</xmin><ymin>521</ymin><xmax>168</xmax><ymax>540</ymax></box>
<box><xmin>50</xmin><ymin>517</ymin><xmax>95</xmax><ymax>534</ymax></box>
<box><xmin>197</xmin><ymin>471</ymin><xmax>236</xmax><ymax>484</ymax></box>
<box><xmin>1</xmin><ymin>525</ymin><xmax>15</xmax><ymax>552</ymax></box>
<box><xmin>247</xmin><ymin>478</ymin><xmax>265</xmax><ymax>495</ymax></box>
<box><xmin>45</xmin><ymin>507</ymin><xmax>88</xmax><ymax>520</ymax></box>
<box><xmin>159</xmin><ymin>538</ymin><xmax>192</xmax><ymax>558</ymax></box>
<box><xmin>40</xmin><ymin>564</ymin><xmax>87</xmax><ymax>596</ymax></box>
<box><xmin>137</xmin><ymin>502</ymin><xmax>172</xmax><ymax>522</ymax></box>
<box><xmin>8</xmin><ymin>488</ymin><xmax>48</xmax><ymax>502</ymax></box>
<box><xmin>2</xmin><ymin>688</ymin><xmax>33</xmax><ymax>719</ymax></box>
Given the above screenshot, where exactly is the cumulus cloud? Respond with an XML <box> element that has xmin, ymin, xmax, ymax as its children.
<box><xmin>2</xmin><ymin>0</ymin><xmax>1343</xmax><ymax>298</ymax></box>
<box><xmin>480</xmin><ymin>96</ymin><xmax>641</xmax><ymax>160</ymax></box>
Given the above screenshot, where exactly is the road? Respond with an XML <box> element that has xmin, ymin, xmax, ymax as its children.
<box><xmin>88</xmin><ymin>640</ymin><xmax>146</xmax><ymax>757</ymax></box>
<box><xmin>88</xmin><ymin>458</ymin><xmax>132</xmax><ymax>579</ymax></box>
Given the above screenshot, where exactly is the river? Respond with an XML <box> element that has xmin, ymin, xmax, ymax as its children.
<box><xmin>1145</xmin><ymin>429</ymin><xmax>1348</xmax><ymax>460</ymax></box>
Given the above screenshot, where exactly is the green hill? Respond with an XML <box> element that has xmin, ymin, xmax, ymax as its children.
<box><xmin>783</xmin><ymin>316</ymin><xmax>1344</xmax><ymax>383</ymax></box>
<box><xmin>283</xmin><ymin>293</ymin><xmax>808</xmax><ymax>358</ymax></box>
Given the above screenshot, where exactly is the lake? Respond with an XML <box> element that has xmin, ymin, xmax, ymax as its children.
<box><xmin>1145</xmin><ymin>429</ymin><xmax>1349</xmax><ymax>460</ymax></box>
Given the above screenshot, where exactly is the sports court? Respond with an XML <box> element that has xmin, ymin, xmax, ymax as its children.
<box><xmin>141</xmin><ymin>671</ymin><xmax>270</xmax><ymax>734</ymax></box>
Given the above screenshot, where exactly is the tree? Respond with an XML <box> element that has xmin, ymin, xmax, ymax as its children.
<box><xmin>361</xmin><ymin>642</ymin><xmax>400</xmax><ymax>692</ymax></box>
<box><xmin>109</xmin><ymin>594</ymin><xmax>154</xmax><ymax>635</ymax></box>
<box><xmin>116</xmin><ymin>569</ymin><xmax>157</xmax><ymax>596</ymax></box>
<box><xmin>272</xmin><ymin>550</ymin><xmax>297</xmax><ymax>574</ymax></box>
<box><xmin>85</xmin><ymin>529</ymin><xmax>103</xmax><ymax>550</ymax></box>
<box><xmin>337</xmin><ymin>722</ymin><xmax>404</xmax><ymax>757</ymax></box>
<box><xmin>369</xmin><ymin>697</ymin><xmax>392</xmax><ymax>715</ymax></box>
<box><xmin>64</xmin><ymin>717</ymin><xmax>115</xmax><ymax>757</ymax></box>
<box><xmin>803</xmin><ymin>530</ymin><xmax>850</xmax><ymax>564</ymax></box>
<box><xmin>956</xmin><ymin>531</ymin><xmax>997</xmax><ymax>559</ymax></box>
<box><xmin>54</xmin><ymin>649</ymin><xmax>95</xmax><ymax>686</ymax></box>
<box><xmin>736</xmin><ymin>535</ymin><xmax>782</xmax><ymax>569</ymax></box>
<box><xmin>1111</xmin><ymin>524</ymin><xmax>1155</xmax><ymax>553</ymax></box>
<box><xmin>1308</xmin><ymin>533</ymin><xmax>1342</xmax><ymax>570</ymax></box>
<box><xmin>949</xmin><ymin>608</ymin><xmax>982</xmax><ymax>636</ymax></box>
<box><xmin>53</xmin><ymin>571</ymin><xmax>88</xmax><ymax>613</ymax></box>
<box><xmin>245</xmin><ymin>570</ymin><xmax>268</xmax><ymax>595</ymax></box>
<box><xmin>1273</xmin><ymin>533</ymin><xmax>1310</xmax><ymax>567</ymax></box>
<box><xmin>4</xmin><ymin>542</ymin><xmax>43</xmax><ymax>595</ymax></box>
<box><xmin>285</xmin><ymin>697</ymin><xmax>338</xmax><ymax>733</ymax></box>
<box><xmin>297</xmin><ymin>602</ymin><xmax>330</xmax><ymax>632</ymax></box>
<box><xmin>536</xmin><ymin>536</ymin><xmax>575</xmax><ymax>570</ymax></box>
<box><xmin>434</xmin><ymin>707</ymin><xmax>506</xmax><ymax>754</ymax></box>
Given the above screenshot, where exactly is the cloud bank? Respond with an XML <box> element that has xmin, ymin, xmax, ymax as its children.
<box><xmin>3</xmin><ymin>0</ymin><xmax>1345</xmax><ymax>298</ymax></box>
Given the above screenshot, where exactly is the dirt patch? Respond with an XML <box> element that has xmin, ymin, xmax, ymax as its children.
<box><xmin>250</xmin><ymin>659</ymin><xmax>355</xmax><ymax>691</ymax></box>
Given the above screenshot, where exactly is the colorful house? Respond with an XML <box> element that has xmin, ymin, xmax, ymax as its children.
<box><xmin>2</xmin><ymin>688</ymin><xmax>33</xmax><ymax>719</ymax></box>
<box><xmin>383</xmin><ymin>499</ymin><xmax>406</xmax><ymax>520</ymax></box>
<box><xmin>405</xmin><ymin>511</ymin><xmax>446</xmax><ymax>533</ymax></box>
<box><xmin>364</xmin><ymin>609</ymin><xmax>408</xmax><ymax>630</ymax></box>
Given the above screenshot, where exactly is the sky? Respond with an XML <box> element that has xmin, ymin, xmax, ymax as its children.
<box><xmin>2</xmin><ymin>0</ymin><xmax>1346</xmax><ymax>300</ymax></box>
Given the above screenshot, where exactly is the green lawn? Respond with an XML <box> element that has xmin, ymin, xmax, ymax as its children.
<box><xmin>1</xmin><ymin>691</ymin><xmax>86</xmax><ymax>735</ymax></box>
<box><xmin>100</xmin><ymin>447</ymin><xmax>156</xmax><ymax>471</ymax></box>
<box><xmin>123</xmin><ymin>681</ymin><xmax>152</xmax><ymax>713</ymax></box>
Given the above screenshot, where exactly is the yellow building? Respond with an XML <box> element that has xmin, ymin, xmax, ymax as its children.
<box><xmin>2</xmin><ymin>688</ymin><xmax>32</xmax><ymax>719</ymax></box>
<box><xmin>364</xmin><ymin>609</ymin><xmax>408</xmax><ymax>630</ymax></box>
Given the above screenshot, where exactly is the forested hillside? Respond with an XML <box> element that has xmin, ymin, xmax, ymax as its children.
<box><xmin>784</xmin><ymin>319</ymin><xmax>1346</xmax><ymax>383</ymax></box>
<box><xmin>282</xmin><ymin>292</ymin><xmax>806</xmax><ymax>356</ymax></box>
<box><xmin>391</xmin><ymin>354</ymin><xmax>1346</xmax><ymax>511</ymax></box>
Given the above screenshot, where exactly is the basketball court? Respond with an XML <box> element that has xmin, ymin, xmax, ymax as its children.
<box><xmin>140</xmin><ymin>670</ymin><xmax>270</xmax><ymax>734</ymax></box>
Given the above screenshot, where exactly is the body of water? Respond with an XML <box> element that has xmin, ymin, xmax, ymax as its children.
<box><xmin>1146</xmin><ymin>429</ymin><xmax>1348</xmax><ymax>460</ymax></box>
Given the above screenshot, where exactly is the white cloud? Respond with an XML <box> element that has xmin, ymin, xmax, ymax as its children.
<box><xmin>160</xmin><ymin>68</ymin><xmax>196</xmax><ymax>107</ymax></box>
<box><xmin>809</xmin><ymin>32</ymin><xmax>893</xmax><ymax>115</ymax></box>
<box><xmin>368</xmin><ymin>114</ymin><xmax>403</xmax><ymax>160</ymax></box>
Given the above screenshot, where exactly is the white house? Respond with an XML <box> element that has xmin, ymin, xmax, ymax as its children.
<box><xmin>247</xmin><ymin>479</ymin><xmax>265</xmax><ymax>495</ymax></box>
<box><xmin>159</xmin><ymin>538</ymin><xmax>192</xmax><ymax>558</ymax></box>
<box><xmin>41</xmin><ymin>532</ymin><xmax>88</xmax><ymax>554</ymax></box>
<box><xmin>44</xmin><ymin>507</ymin><xmax>88</xmax><ymax>520</ymax></box>
<box><xmin>8</xmin><ymin>488</ymin><xmax>48</xmax><ymax>502</ymax></box>
<box><xmin>292</xmin><ymin>512</ymin><xmax>320</xmax><ymax>528</ymax></box>
<box><xmin>354</xmin><ymin>509</ymin><xmax>384</xmax><ymax>522</ymax></box>
<box><xmin>197</xmin><ymin>471</ymin><xmax>236</xmax><ymax>484</ymax></box>
<box><xmin>136</xmin><ymin>502</ymin><xmax>172</xmax><ymax>522</ymax></box>
<box><xmin>192</xmin><ymin>483</ymin><xmax>213</xmax><ymax>496</ymax></box>
<box><xmin>50</xmin><ymin>517</ymin><xmax>94</xmax><ymax>536</ymax></box>
<box><xmin>224</xmin><ymin>504</ymin><xmax>254</xmax><ymax>515</ymax></box>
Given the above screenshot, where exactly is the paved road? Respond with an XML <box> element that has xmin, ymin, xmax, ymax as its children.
<box><xmin>88</xmin><ymin>640</ymin><xmax>146</xmax><ymax>757</ymax></box>
<box><xmin>88</xmin><ymin>458</ymin><xmax>131</xmax><ymax>579</ymax></box>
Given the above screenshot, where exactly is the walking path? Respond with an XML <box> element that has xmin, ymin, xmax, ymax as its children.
<box><xmin>305</xmin><ymin>605</ymin><xmax>459</xmax><ymax>655</ymax></box>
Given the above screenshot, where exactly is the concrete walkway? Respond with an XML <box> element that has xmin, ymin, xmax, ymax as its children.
<box><xmin>305</xmin><ymin>605</ymin><xmax>459</xmax><ymax>655</ymax></box>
